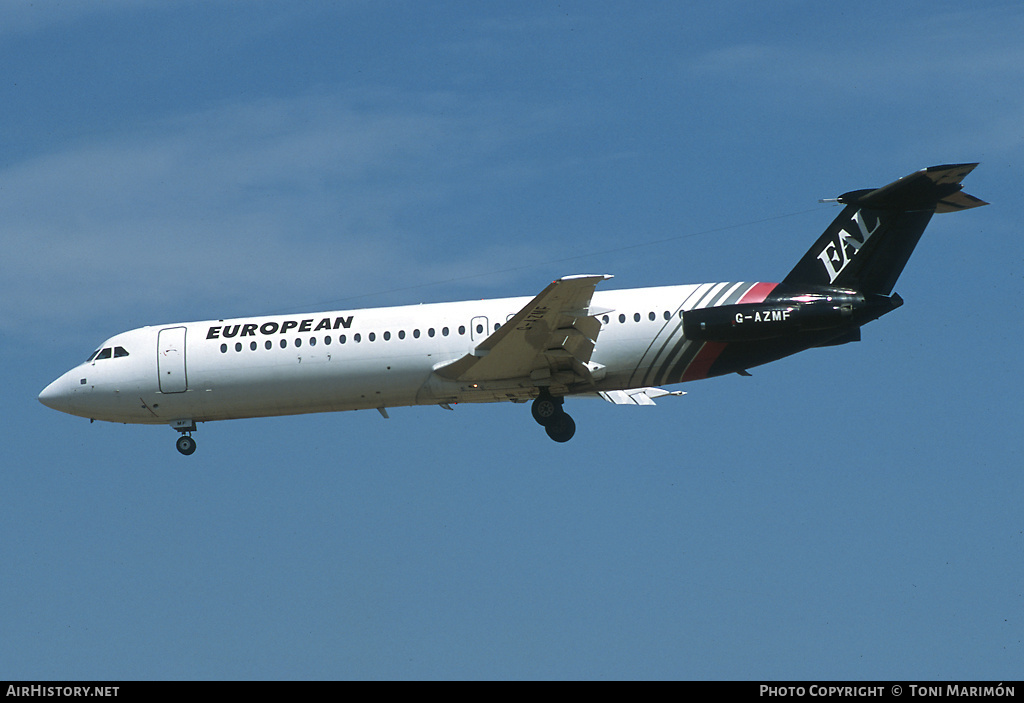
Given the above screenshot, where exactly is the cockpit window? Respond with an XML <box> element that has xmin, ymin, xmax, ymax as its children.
<box><xmin>87</xmin><ymin>346</ymin><xmax>129</xmax><ymax>362</ymax></box>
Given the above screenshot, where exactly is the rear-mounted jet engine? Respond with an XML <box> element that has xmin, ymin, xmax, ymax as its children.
<box><xmin>682</xmin><ymin>287</ymin><xmax>903</xmax><ymax>343</ymax></box>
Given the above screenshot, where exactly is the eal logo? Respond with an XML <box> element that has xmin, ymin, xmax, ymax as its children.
<box><xmin>815</xmin><ymin>209</ymin><xmax>882</xmax><ymax>283</ymax></box>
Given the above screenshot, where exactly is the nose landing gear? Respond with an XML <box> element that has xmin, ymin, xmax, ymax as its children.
<box><xmin>175</xmin><ymin>434</ymin><xmax>197</xmax><ymax>456</ymax></box>
<box><xmin>531</xmin><ymin>391</ymin><xmax>576</xmax><ymax>443</ymax></box>
<box><xmin>171</xmin><ymin>420</ymin><xmax>198</xmax><ymax>456</ymax></box>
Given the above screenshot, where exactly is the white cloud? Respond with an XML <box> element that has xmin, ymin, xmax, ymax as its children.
<box><xmin>676</xmin><ymin>5</ymin><xmax>1024</xmax><ymax>169</ymax></box>
<box><xmin>2</xmin><ymin>90</ymin><xmax>554</xmax><ymax>340</ymax></box>
<box><xmin>685</xmin><ymin>6</ymin><xmax>1024</xmax><ymax>99</ymax></box>
<box><xmin>0</xmin><ymin>0</ymin><xmax>167</xmax><ymax>35</ymax></box>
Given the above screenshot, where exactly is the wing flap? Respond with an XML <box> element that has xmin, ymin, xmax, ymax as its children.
<box><xmin>434</xmin><ymin>275</ymin><xmax>612</xmax><ymax>383</ymax></box>
<box><xmin>598</xmin><ymin>387</ymin><xmax>686</xmax><ymax>406</ymax></box>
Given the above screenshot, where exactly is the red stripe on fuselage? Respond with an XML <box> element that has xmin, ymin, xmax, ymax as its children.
<box><xmin>738</xmin><ymin>281</ymin><xmax>777</xmax><ymax>304</ymax></box>
<box><xmin>681</xmin><ymin>342</ymin><xmax>727</xmax><ymax>382</ymax></box>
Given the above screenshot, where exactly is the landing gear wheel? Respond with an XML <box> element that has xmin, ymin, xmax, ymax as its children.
<box><xmin>544</xmin><ymin>411</ymin><xmax>576</xmax><ymax>443</ymax></box>
<box><xmin>531</xmin><ymin>392</ymin><xmax>563</xmax><ymax>426</ymax></box>
<box><xmin>176</xmin><ymin>435</ymin><xmax>197</xmax><ymax>456</ymax></box>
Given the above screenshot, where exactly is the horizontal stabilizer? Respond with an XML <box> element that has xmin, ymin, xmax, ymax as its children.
<box><xmin>783</xmin><ymin>163</ymin><xmax>985</xmax><ymax>295</ymax></box>
<box><xmin>935</xmin><ymin>189</ymin><xmax>988</xmax><ymax>213</ymax></box>
<box><xmin>836</xmin><ymin>163</ymin><xmax>985</xmax><ymax>211</ymax></box>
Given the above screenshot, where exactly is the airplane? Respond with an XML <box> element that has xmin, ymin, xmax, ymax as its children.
<box><xmin>39</xmin><ymin>164</ymin><xmax>986</xmax><ymax>455</ymax></box>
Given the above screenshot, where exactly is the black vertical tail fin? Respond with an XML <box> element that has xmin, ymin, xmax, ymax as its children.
<box><xmin>783</xmin><ymin>164</ymin><xmax>986</xmax><ymax>295</ymax></box>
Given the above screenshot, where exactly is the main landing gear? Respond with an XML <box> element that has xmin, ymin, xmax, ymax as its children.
<box><xmin>531</xmin><ymin>391</ymin><xmax>576</xmax><ymax>443</ymax></box>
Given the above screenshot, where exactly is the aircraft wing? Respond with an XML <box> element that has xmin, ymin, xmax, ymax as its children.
<box><xmin>434</xmin><ymin>274</ymin><xmax>613</xmax><ymax>384</ymax></box>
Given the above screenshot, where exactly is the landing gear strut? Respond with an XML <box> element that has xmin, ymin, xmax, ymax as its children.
<box><xmin>531</xmin><ymin>391</ymin><xmax>576</xmax><ymax>443</ymax></box>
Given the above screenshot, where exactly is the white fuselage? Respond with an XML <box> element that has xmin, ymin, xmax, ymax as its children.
<box><xmin>37</xmin><ymin>164</ymin><xmax>986</xmax><ymax>452</ymax></box>
<box><xmin>39</xmin><ymin>281</ymin><xmax>770</xmax><ymax>427</ymax></box>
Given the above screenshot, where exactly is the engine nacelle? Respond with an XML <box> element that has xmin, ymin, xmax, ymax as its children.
<box><xmin>681</xmin><ymin>287</ymin><xmax>902</xmax><ymax>343</ymax></box>
<box><xmin>683</xmin><ymin>300</ymin><xmax>850</xmax><ymax>342</ymax></box>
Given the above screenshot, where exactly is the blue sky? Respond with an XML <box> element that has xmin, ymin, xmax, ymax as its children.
<box><xmin>3</xmin><ymin>1</ymin><xmax>1022</xmax><ymax>680</ymax></box>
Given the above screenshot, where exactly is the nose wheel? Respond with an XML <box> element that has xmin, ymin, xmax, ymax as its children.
<box><xmin>175</xmin><ymin>434</ymin><xmax>197</xmax><ymax>456</ymax></box>
<box><xmin>531</xmin><ymin>391</ymin><xmax>576</xmax><ymax>443</ymax></box>
<box><xmin>171</xmin><ymin>420</ymin><xmax>198</xmax><ymax>455</ymax></box>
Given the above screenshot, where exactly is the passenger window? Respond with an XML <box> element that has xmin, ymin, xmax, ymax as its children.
<box><xmin>221</xmin><ymin>344</ymin><xmax>228</xmax><ymax>353</ymax></box>
<box><xmin>265</xmin><ymin>341</ymin><xmax>272</xmax><ymax>350</ymax></box>
<box><xmin>618</xmin><ymin>314</ymin><xmax>626</xmax><ymax>323</ymax></box>
<box><xmin>383</xmin><ymin>331</ymin><xmax>391</xmax><ymax>341</ymax></box>
<box><xmin>458</xmin><ymin>325</ymin><xmax>466</xmax><ymax>335</ymax></box>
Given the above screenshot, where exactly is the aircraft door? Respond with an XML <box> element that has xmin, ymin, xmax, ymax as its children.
<box><xmin>470</xmin><ymin>316</ymin><xmax>489</xmax><ymax>343</ymax></box>
<box><xmin>158</xmin><ymin>327</ymin><xmax>188</xmax><ymax>393</ymax></box>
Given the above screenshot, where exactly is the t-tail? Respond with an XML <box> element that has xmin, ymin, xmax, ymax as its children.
<box><xmin>783</xmin><ymin>163</ymin><xmax>987</xmax><ymax>295</ymax></box>
<box><xmin>682</xmin><ymin>164</ymin><xmax>985</xmax><ymax>378</ymax></box>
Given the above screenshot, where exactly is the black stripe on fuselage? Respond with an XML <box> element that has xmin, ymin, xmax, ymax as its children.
<box><xmin>627</xmin><ymin>282</ymin><xmax>758</xmax><ymax>388</ymax></box>
<box><xmin>631</xmin><ymin>283</ymin><xmax>718</xmax><ymax>387</ymax></box>
<box><xmin>657</xmin><ymin>281</ymin><xmax>761</xmax><ymax>385</ymax></box>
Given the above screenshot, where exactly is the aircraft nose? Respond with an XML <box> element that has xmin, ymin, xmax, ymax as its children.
<box><xmin>39</xmin><ymin>374</ymin><xmax>76</xmax><ymax>414</ymax></box>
